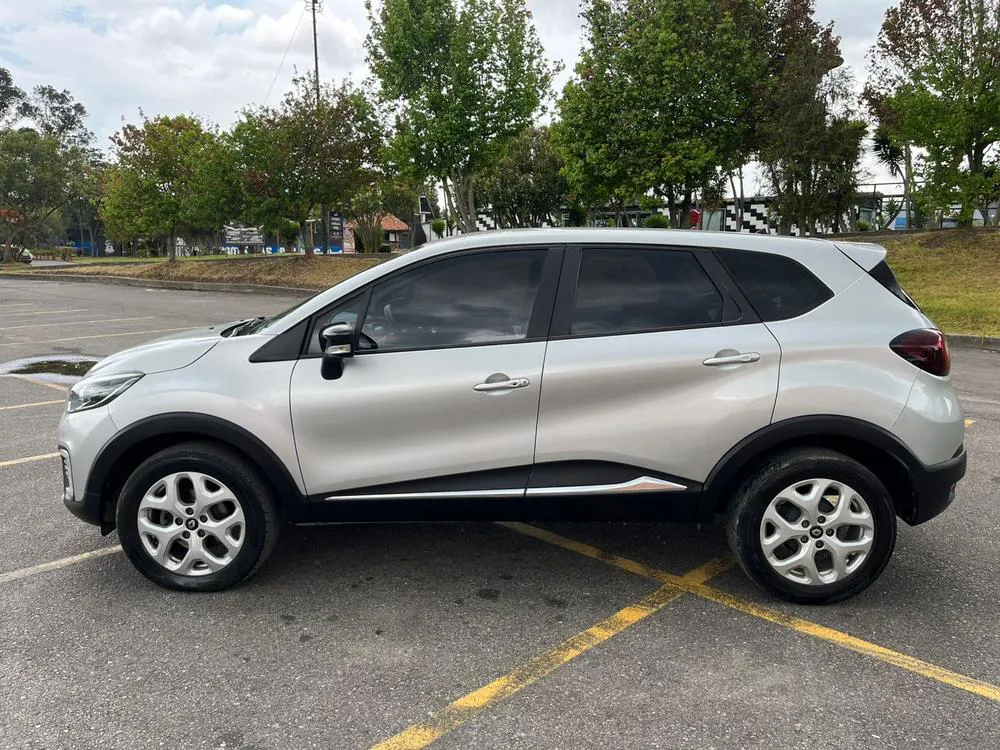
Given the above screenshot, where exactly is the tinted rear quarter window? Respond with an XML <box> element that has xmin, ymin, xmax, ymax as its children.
<box><xmin>869</xmin><ymin>260</ymin><xmax>920</xmax><ymax>311</ymax></box>
<box><xmin>716</xmin><ymin>249</ymin><xmax>832</xmax><ymax>321</ymax></box>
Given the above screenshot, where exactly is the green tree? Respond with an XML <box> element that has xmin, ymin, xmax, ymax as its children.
<box><xmin>867</xmin><ymin>0</ymin><xmax>1000</xmax><ymax>225</ymax></box>
<box><xmin>552</xmin><ymin>0</ymin><xmax>633</xmax><ymax>221</ymax></box>
<box><xmin>555</xmin><ymin>0</ymin><xmax>768</xmax><ymax>227</ymax></box>
<box><xmin>0</xmin><ymin>68</ymin><xmax>91</xmax><ymax>261</ymax></box>
<box><xmin>480</xmin><ymin>126</ymin><xmax>567</xmax><ymax>227</ymax></box>
<box><xmin>756</xmin><ymin>1</ymin><xmax>867</xmax><ymax>234</ymax></box>
<box><xmin>0</xmin><ymin>129</ymin><xmax>86</xmax><ymax>257</ymax></box>
<box><xmin>366</xmin><ymin>0</ymin><xmax>556</xmax><ymax>233</ymax></box>
<box><xmin>870</xmin><ymin>123</ymin><xmax>913</xmax><ymax>228</ymax></box>
<box><xmin>230</xmin><ymin>75</ymin><xmax>381</xmax><ymax>255</ymax></box>
<box><xmin>348</xmin><ymin>176</ymin><xmax>417</xmax><ymax>252</ymax></box>
<box><xmin>103</xmin><ymin>114</ymin><xmax>229</xmax><ymax>260</ymax></box>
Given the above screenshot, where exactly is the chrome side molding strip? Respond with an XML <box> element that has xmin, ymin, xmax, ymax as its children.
<box><xmin>324</xmin><ymin>488</ymin><xmax>526</xmax><ymax>501</ymax></box>
<box><xmin>526</xmin><ymin>476</ymin><xmax>687</xmax><ymax>496</ymax></box>
<box><xmin>323</xmin><ymin>476</ymin><xmax>687</xmax><ymax>502</ymax></box>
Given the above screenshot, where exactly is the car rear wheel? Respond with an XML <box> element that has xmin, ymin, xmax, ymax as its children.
<box><xmin>117</xmin><ymin>442</ymin><xmax>279</xmax><ymax>591</ymax></box>
<box><xmin>726</xmin><ymin>448</ymin><xmax>897</xmax><ymax>604</ymax></box>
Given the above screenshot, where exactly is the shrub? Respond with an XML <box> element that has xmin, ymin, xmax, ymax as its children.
<box><xmin>644</xmin><ymin>213</ymin><xmax>671</xmax><ymax>228</ymax></box>
<box><xmin>856</xmin><ymin>219</ymin><xmax>871</xmax><ymax>232</ymax></box>
<box><xmin>430</xmin><ymin>218</ymin><xmax>446</xmax><ymax>239</ymax></box>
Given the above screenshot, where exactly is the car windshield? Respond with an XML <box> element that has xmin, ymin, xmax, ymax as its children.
<box><xmin>237</xmin><ymin>292</ymin><xmax>322</xmax><ymax>336</ymax></box>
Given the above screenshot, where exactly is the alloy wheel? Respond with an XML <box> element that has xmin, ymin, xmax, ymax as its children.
<box><xmin>759</xmin><ymin>478</ymin><xmax>875</xmax><ymax>586</ymax></box>
<box><xmin>136</xmin><ymin>472</ymin><xmax>246</xmax><ymax>576</ymax></box>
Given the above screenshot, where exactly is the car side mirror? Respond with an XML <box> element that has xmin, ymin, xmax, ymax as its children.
<box><xmin>320</xmin><ymin>322</ymin><xmax>354</xmax><ymax>381</ymax></box>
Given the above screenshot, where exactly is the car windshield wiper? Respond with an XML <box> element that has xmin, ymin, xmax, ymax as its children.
<box><xmin>236</xmin><ymin>316</ymin><xmax>268</xmax><ymax>335</ymax></box>
<box><xmin>221</xmin><ymin>317</ymin><xmax>266</xmax><ymax>337</ymax></box>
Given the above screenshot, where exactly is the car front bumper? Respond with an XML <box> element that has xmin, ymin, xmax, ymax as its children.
<box><xmin>58</xmin><ymin>405</ymin><xmax>118</xmax><ymax>528</ymax></box>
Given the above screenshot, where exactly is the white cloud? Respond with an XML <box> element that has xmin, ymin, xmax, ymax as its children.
<box><xmin>1</xmin><ymin>0</ymin><xmax>898</xmax><ymax>183</ymax></box>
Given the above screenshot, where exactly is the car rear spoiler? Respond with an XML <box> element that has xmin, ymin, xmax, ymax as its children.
<box><xmin>835</xmin><ymin>241</ymin><xmax>888</xmax><ymax>272</ymax></box>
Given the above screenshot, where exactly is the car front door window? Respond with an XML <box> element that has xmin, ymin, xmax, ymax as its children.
<box><xmin>360</xmin><ymin>250</ymin><xmax>547</xmax><ymax>351</ymax></box>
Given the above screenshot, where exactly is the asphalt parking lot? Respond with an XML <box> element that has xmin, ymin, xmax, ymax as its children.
<box><xmin>1</xmin><ymin>278</ymin><xmax>998</xmax><ymax>750</ymax></box>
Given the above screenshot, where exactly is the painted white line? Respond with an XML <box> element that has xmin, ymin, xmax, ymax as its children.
<box><xmin>0</xmin><ymin>452</ymin><xmax>60</xmax><ymax>468</ymax></box>
<box><xmin>0</xmin><ymin>327</ymin><xmax>192</xmax><ymax>346</ymax></box>
<box><xmin>0</xmin><ymin>316</ymin><xmax>157</xmax><ymax>331</ymax></box>
<box><xmin>0</xmin><ymin>399</ymin><xmax>64</xmax><ymax>411</ymax></box>
<box><xmin>3</xmin><ymin>374</ymin><xmax>70</xmax><ymax>393</ymax></box>
<box><xmin>0</xmin><ymin>546</ymin><xmax>123</xmax><ymax>584</ymax></box>
<box><xmin>0</xmin><ymin>309</ymin><xmax>88</xmax><ymax>318</ymax></box>
<box><xmin>0</xmin><ymin>303</ymin><xmax>38</xmax><ymax>308</ymax></box>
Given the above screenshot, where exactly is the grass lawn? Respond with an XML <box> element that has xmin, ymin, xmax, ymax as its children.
<box><xmin>22</xmin><ymin>254</ymin><xmax>388</xmax><ymax>290</ymax></box>
<box><xmin>71</xmin><ymin>253</ymin><xmax>257</xmax><ymax>264</ymax></box>
<box><xmin>880</xmin><ymin>229</ymin><xmax>1000</xmax><ymax>337</ymax></box>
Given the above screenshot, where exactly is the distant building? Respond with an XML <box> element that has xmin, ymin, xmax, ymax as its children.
<box><xmin>344</xmin><ymin>214</ymin><xmax>410</xmax><ymax>252</ymax></box>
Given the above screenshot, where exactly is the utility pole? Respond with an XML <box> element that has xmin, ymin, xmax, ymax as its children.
<box><xmin>306</xmin><ymin>0</ymin><xmax>329</xmax><ymax>254</ymax></box>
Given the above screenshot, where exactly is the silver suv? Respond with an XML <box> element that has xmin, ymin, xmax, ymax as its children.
<box><xmin>58</xmin><ymin>230</ymin><xmax>966</xmax><ymax>603</ymax></box>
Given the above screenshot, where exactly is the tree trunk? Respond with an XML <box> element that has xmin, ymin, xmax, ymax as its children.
<box><xmin>903</xmin><ymin>144</ymin><xmax>914</xmax><ymax>229</ymax></box>
<box><xmin>300</xmin><ymin>218</ymin><xmax>313</xmax><ymax>256</ymax></box>
<box><xmin>451</xmin><ymin>173</ymin><xmax>478</xmax><ymax>233</ymax></box>
<box><xmin>665</xmin><ymin>187</ymin><xmax>677</xmax><ymax>228</ymax></box>
<box><xmin>168</xmin><ymin>232</ymin><xmax>177</xmax><ymax>262</ymax></box>
<box><xmin>679</xmin><ymin>190</ymin><xmax>692</xmax><ymax>229</ymax></box>
<box><xmin>441</xmin><ymin>177</ymin><xmax>458</xmax><ymax>233</ymax></box>
<box><xmin>466</xmin><ymin>178</ymin><xmax>477</xmax><ymax>232</ymax></box>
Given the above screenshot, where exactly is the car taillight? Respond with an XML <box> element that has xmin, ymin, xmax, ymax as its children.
<box><xmin>890</xmin><ymin>329</ymin><xmax>950</xmax><ymax>376</ymax></box>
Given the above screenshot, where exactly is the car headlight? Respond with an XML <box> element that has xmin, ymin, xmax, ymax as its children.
<box><xmin>67</xmin><ymin>372</ymin><xmax>143</xmax><ymax>413</ymax></box>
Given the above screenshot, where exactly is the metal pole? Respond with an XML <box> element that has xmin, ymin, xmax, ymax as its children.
<box><xmin>308</xmin><ymin>0</ymin><xmax>329</xmax><ymax>254</ymax></box>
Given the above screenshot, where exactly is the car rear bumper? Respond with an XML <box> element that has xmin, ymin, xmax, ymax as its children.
<box><xmin>905</xmin><ymin>445</ymin><xmax>967</xmax><ymax>525</ymax></box>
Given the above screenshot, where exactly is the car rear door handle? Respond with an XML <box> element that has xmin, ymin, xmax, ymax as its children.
<box><xmin>702</xmin><ymin>352</ymin><xmax>761</xmax><ymax>366</ymax></box>
<box><xmin>474</xmin><ymin>377</ymin><xmax>530</xmax><ymax>392</ymax></box>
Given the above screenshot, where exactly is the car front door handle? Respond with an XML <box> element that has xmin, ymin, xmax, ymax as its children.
<box><xmin>702</xmin><ymin>352</ymin><xmax>761</xmax><ymax>367</ymax></box>
<box><xmin>474</xmin><ymin>377</ymin><xmax>531</xmax><ymax>392</ymax></box>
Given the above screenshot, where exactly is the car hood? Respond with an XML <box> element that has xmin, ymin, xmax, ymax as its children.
<box><xmin>86</xmin><ymin>320</ymin><xmax>247</xmax><ymax>377</ymax></box>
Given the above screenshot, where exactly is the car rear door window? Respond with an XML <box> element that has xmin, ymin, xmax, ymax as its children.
<box><xmin>360</xmin><ymin>250</ymin><xmax>547</xmax><ymax>351</ymax></box>
<box><xmin>570</xmin><ymin>247</ymin><xmax>724</xmax><ymax>335</ymax></box>
<box><xmin>716</xmin><ymin>249</ymin><xmax>832</xmax><ymax>321</ymax></box>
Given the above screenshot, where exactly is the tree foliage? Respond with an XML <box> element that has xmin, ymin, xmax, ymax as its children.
<box><xmin>0</xmin><ymin>68</ymin><xmax>91</xmax><ymax>261</ymax></box>
<box><xmin>867</xmin><ymin>0</ymin><xmax>1000</xmax><ymax>225</ymax></box>
<box><xmin>230</xmin><ymin>75</ymin><xmax>382</xmax><ymax>254</ymax></box>
<box><xmin>103</xmin><ymin>114</ymin><xmax>236</xmax><ymax>259</ymax></box>
<box><xmin>555</xmin><ymin>0</ymin><xmax>768</xmax><ymax>228</ymax></box>
<box><xmin>480</xmin><ymin>126</ymin><xmax>566</xmax><ymax>227</ymax></box>
<box><xmin>756</xmin><ymin>1</ymin><xmax>867</xmax><ymax>234</ymax></box>
<box><xmin>366</xmin><ymin>0</ymin><xmax>555</xmax><ymax>232</ymax></box>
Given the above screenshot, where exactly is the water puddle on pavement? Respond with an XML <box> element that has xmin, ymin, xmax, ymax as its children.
<box><xmin>0</xmin><ymin>356</ymin><xmax>100</xmax><ymax>386</ymax></box>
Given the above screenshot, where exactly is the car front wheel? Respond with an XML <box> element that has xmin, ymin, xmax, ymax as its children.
<box><xmin>726</xmin><ymin>448</ymin><xmax>897</xmax><ymax>604</ymax></box>
<box><xmin>116</xmin><ymin>442</ymin><xmax>279</xmax><ymax>591</ymax></box>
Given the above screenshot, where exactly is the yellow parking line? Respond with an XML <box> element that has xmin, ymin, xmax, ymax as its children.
<box><xmin>371</xmin><ymin>557</ymin><xmax>731</xmax><ymax>750</ymax></box>
<box><xmin>0</xmin><ymin>452</ymin><xmax>60</xmax><ymax>468</ymax></box>
<box><xmin>502</xmin><ymin>523</ymin><xmax>1000</xmax><ymax>705</ymax></box>
<box><xmin>965</xmin><ymin>419</ymin><xmax>976</xmax><ymax>427</ymax></box>
<box><xmin>0</xmin><ymin>308</ymin><xmax>87</xmax><ymax>317</ymax></box>
<box><xmin>0</xmin><ymin>545</ymin><xmax>123</xmax><ymax>584</ymax></box>
<box><xmin>0</xmin><ymin>327</ymin><xmax>191</xmax><ymax>346</ymax></box>
<box><xmin>0</xmin><ymin>399</ymin><xmax>64</xmax><ymax>411</ymax></box>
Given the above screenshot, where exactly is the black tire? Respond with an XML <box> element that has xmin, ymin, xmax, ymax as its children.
<box><xmin>725</xmin><ymin>448</ymin><xmax>897</xmax><ymax>604</ymax></box>
<box><xmin>116</xmin><ymin>441</ymin><xmax>280</xmax><ymax>592</ymax></box>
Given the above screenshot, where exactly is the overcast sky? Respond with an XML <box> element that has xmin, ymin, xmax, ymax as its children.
<box><xmin>0</xmin><ymin>1</ymin><xmax>898</xmax><ymax>188</ymax></box>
